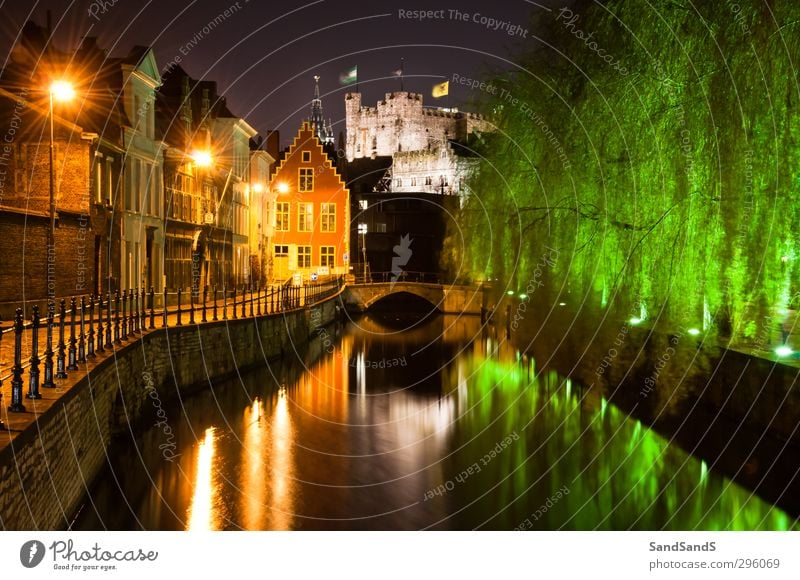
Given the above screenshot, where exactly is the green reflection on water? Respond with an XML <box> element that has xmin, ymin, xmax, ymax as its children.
<box><xmin>448</xmin><ymin>353</ymin><xmax>796</xmax><ymax>530</ymax></box>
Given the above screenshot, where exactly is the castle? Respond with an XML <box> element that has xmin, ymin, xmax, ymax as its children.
<box><xmin>344</xmin><ymin>91</ymin><xmax>490</xmax><ymax>161</ymax></box>
<box><xmin>344</xmin><ymin>91</ymin><xmax>491</xmax><ymax>196</ymax></box>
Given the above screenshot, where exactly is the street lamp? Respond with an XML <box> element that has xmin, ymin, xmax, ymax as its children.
<box><xmin>48</xmin><ymin>80</ymin><xmax>75</xmax><ymax>305</ymax></box>
<box><xmin>191</xmin><ymin>149</ymin><xmax>212</xmax><ymax>168</ymax></box>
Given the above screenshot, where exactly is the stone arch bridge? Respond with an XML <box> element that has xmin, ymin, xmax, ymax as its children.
<box><xmin>344</xmin><ymin>282</ymin><xmax>484</xmax><ymax>314</ymax></box>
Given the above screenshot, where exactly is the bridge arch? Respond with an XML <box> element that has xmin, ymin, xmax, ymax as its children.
<box><xmin>344</xmin><ymin>282</ymin><xmax>483</xmax><ymax>315</ymax></box>
<box><xmin>365</xmin><ymin>289</ymin><xmax>442</xmax><ymax>311</ymax></box>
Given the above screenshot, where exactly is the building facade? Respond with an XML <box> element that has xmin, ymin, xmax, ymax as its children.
<box><xmin>269</xmin><ymin>122</ymin><xmax>349</xmax><ymax>282</ymax></box>
<box><xmin>118</xmin><ymin>47</ymin><xmax>165</xmax><ymax>294</ymax></box>
<box><xmin>248</xmin><ymin>146</ymin><xmax>274</xmax><ymax>285</ymax></box>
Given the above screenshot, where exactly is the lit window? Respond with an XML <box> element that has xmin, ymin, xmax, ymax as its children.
<box><xmin>321</xmin><ymin>203</ymin><xmax>336</xmax><ymax>232</ymax></box>
<box><xmin>302</xmin><ymin>151</ymin><xmax>311</xmax><ymax>163</ymax></box>
<box><xmin>299</xmin><ymin>168</ymin><xmax>314</xmax><ymax>192</ymax></box>
<box><xmin>359</xmin><ymin>199</ymin><xmax>368</xmax><ymax>210</ymax></box>
<box><xmin>297</xmin><ymin>246</ymin><xmax>312</xmax><ymax>268</ymax></box>
<box><xmin>298</xmin><ymin>202</ymin><xmax>313</xmax><ymax>232</ymax></box>
<box><xmin>321</xmin><ymin>246</ymin><xmax>335</xmax><ymax>268</ymax></box>
<box><xmin>275</xmin><ymin>202</ymin><xmax>290</xmax><ymax>231</ymax></box>
<box><xmin>94</xmin><ymin>157</ymin><xmax>103</xmax><ymax>203</ymax></box>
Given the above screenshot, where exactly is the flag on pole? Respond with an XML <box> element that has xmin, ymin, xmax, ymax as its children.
<box><xmin>339</xmin><ymin>65</ymin><xmax>358</xmax><ymax>85</ymax></box>
<box><xmin>391</xmin><ymin>68</ymin><xmax>403</xmax><ymax>77</ymax></box>
<box><xmin>432</xmin><ymin>80</ymin><xmax>449</xmax><ymax>98</ymax></box>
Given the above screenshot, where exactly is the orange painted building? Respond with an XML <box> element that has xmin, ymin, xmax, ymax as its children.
<box><xmin>269</xmin><ymin>122</ymin><xmax>350</xmax><ymax>281</ymax></box>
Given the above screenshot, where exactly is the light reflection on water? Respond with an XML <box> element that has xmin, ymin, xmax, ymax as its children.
<box><xmin>75</xmin><ymin>315</ymin><xmax>798</xmax><ymax>530</ymax></box>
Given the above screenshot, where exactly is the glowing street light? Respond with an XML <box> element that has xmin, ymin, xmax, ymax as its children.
<box><xmin>50</xmin><ymin>80</ymin><xmax>75</xmax><ymax>103</ymax></box>
<box><xmin>252</xmin><ymin>183</ymin><xmax>264</xmax><ymax>194</ymax></box>
<box><xmin>275</xmin><ymin>181</ymin><xmax>289</xmax><ymax>194</ymax></box>
<box><xmin>687</xmin><ymin>328</ymin><xmax>701</xmax><ymax>336</ymax></box>
<box><xmin>629</xmin><ymin>317</ymin><xmax>643</xmax><ymax>325</ymax></box>
<box><xmin>191</xmin><ymin>149</ymin><xmax>213</xmax><ymax>167</ymax></box>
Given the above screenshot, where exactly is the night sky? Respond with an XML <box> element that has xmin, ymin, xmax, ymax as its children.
<box><xmin>0</xmin><ymin>0</ymin><xmax>564</xmax><ymax>146</ymax></box>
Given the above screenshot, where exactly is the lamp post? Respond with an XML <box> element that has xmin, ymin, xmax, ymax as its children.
<box><xmin>48</xmin><ymin>80</ymin><xmax>75</xmax><ymax>309</ymax></box>
<box><xmin>358</xmin><ymin>222</ymin><xmax>368</xmax><ymax>283</ymax></box>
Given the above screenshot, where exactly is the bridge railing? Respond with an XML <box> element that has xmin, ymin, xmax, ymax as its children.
<box><xmin>0</xmin><ymin>276</ymin><xmax>344</xmax><ymax>428</ymax></box>
<box><xmin>357</xmin><ymin>271</ymin><xmax>442</xmax><ymax>284</ymax></box>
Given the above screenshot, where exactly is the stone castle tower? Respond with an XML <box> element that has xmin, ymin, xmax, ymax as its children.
<box><xmin>344</xmin><ymin>91</ymin><xmax>490</xmax><ymax>162</ymax></box>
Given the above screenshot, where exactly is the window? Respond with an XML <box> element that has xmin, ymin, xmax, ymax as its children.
<box><xmin>298</xmin><ymin>202</ymin><xmax>313</xmax><ymax>232</ymax></box>
<box><xmin>299</xmin><ymin>168</ymin><xmax>314</xmax><ymax>192</ymax></box>
<box><xmin>275</xmin><ymin>202</ymin><xmax>290</xmax><ymax>231</ymax></box>
<box><xmin>94</xmin><ymin>156</ymin><xmax>103</xmax><ymax>203</ymax></box>
<box><xmin>274</xmin><ymin>245</ymin><xmax>289</xmax><ymax>257</ymax></box>
<box><xmin>105</xmin><ymin>159</ymin><xmax>113</xmax><ymax>204</ymax></box>
<box><xmin>302</xmin><ymin>151</ymin><xmax>311</xmax><ymax>163</ymax></box>
<box><xmin>359</xmin><ymin>199</ymin><xmax>368</xmax><ymax>210</ymax></box>
<box><xmin>320</xmin><ymin>246</ymin><xmax>335</xmax><ymax>268</ymax></box>
<box><xmin>376</xmin><ymin>223</ymin><xmax>387</xmax><ymax>233</ymax></box>
<box><xmin>297</xmin><ymin>246</ymin><xmax>311</xmax><ymax>268</ymax></box>
<box><xmin>321</xmin><ymin>203</ymin><xmax>336</xmax><ymax>232</ymax></box>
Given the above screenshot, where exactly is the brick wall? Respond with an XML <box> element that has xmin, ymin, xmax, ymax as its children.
<box><xmin>0</xmin><ymin>211</ymin><xmax>96</xmax><ymax>319</ymax></box>
<box><xmin>0</xmin><ymin>296</ymin><xmax>339</xmax><ymax>529</ymax></box>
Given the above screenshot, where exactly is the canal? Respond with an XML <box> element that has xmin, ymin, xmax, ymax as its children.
<box><xmin>73</xmin><ymin>312</ymin><xmax>797</xmax><ymax>530</ymax></box>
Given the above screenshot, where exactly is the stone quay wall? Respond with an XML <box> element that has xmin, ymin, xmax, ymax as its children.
<box><xmin>0</xmin><ymin>296</ymin><xmax>339</xmax><ymax>530</ymax></box>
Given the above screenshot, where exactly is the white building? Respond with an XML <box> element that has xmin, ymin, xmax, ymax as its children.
<box><xmin>119</xmin><ymin>47</ymin><xmax>165</xmax><ymax>293</ymax></box>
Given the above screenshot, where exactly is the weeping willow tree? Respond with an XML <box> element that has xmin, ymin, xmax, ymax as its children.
<box><xmin>449</xmin><ymin>0</ymin><xmax>800</xmax><ymax>347</ymax></box>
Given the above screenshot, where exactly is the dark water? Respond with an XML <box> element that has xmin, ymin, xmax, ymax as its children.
<box><xmin>73</xmin><ymin>314</ymin><xmax>797</xmax><ymax>530</ymax></box>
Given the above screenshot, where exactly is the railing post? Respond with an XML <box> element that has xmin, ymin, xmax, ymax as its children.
<box><xmin>223</xmin><ymin>287</ymin><xmax>228</xmax><ymax>320</ymax></box>
<box><xmin>242</xmin><ymin>285</ymin><xmax>247</xmax><ymax>318</ymax></box>
<box><xmin>256</xmin><ymin>283</ymin><xmax>262</xmax><ymax>316</ymax></box>
<box><xmin>249</xmin><ymin>282</ymin><xmax>254</xmax><ymax>318</ymax></box>
<box><xmin>213</xmin><ymin>286</ymin><xmax>218</xmax><ymax>321</ymax></box>
<box><xmin>132</xmin><ymin>288</ymin><xmax>139</xmax><ymax>334</ymax></box>
<box><xmin>129</xmin><ymin>289</ymin><xmax>135</xmax><ymax>334</ymax></box>
<box><xmin>177</xmin><ymin>287</ymin><xmax>183</xmax><ymax>326</ymax></box>
<box><xmin>233</xmin><ymin>286</ymin><xmax>238</xmax><ymax>319</ymax></box>
<box><xmin>114</xmin><ymin>291</ymin><xmax>121</xmax><ymax>344</ymax></box>
<box><xmin>57</xmin><ymin>299</ymin><xmax>68</xmax><ymax>378</ymax></box>
<box><xmin>121</xmin><ymin>289</ymin><xmax>128</xmax><ymax>339</ymax></box>
<box><xmin>78</xmin><ymin>296</ymin><xmax>87</xmax><ymax>364</ymax></box>
<box><xmin>202</xmin><ymin>286</ymin><xmax>208</xmax><ymax>323</ymax></box>
<box><xmin>271</xmin><ymin>288</ymin><xmax>275</xmax><ymax>314</ymax></box>
<box><xmin>162</xmin><ymin>287</ymin><xmax>168</xmax><ymax>328</ymax></box>
<box><xmin>67</xmin><ymin>297</ymin><xmax>78</xmax><ymax>370</ymax></box>
<box><xmin>95</xmin><ymin>295</ymin><xmax>104</xmax><ymax>354</ymax></box>
<box><xmin>105</xmin><ymin>292</ymin><xmax>112</xmax><ymax>349</ymax></box>
<box><xmin>27</xmin><ymin>305</ymin><xmax>41</xmax><ymax>400</ymax></box>
<box><xmin>149</xmin><ymin>287</ymin><xmax>155</xmax><ymax>329</ymax></box>
<box><xmin>8</xmin><ymin>308</ymin><xmax>26</xmax><ymax>412</ymax></box>
<box><xmin>88</xmin><ymin>295</ymin><xmax>96</xmax><ymax>359</ymax></box>
<box><xmin>189</xmin><ymin>286</ymin><xmax>195</xmax><ymax>325</ymax></box>
<box><xmin>141</xmin><ymin>288</ymin><xmax>147</xmax><ymax>331</ymax></box>
<box><xmin>43</xmin><ymin>302</ymin><xmax>55</xmax><ymax>388</ymax></box>
<box><xmin>139</xmin><ymin>288</ymin><xmax>145</xmax><ymax>332</ymax></box>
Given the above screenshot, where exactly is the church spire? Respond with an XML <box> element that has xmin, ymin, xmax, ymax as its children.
<box><xmin>309</xmin><ymin>75</ymin><xmax>333</xmax><ymax>145</ymax></box>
